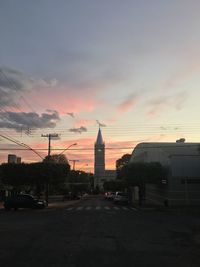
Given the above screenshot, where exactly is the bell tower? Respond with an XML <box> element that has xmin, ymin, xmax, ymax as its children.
<box><xmin>94</xmin><ymin>127</ymin><xmax>105</xmax><ymax>189</ymax></box>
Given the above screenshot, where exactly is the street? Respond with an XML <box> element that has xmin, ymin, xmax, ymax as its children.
<box><xmin>0</xmin><ymin>195</ymin><xmax>200</xmax><ymax>267</ymax></box>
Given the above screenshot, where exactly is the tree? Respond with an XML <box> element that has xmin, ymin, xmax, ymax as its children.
<box><xmin>116</xmin><ymin>154</ymin><xmax>131</xmax><ymax>179</ymax></box>
<box><xmin>0</xmin><ymin>162</ymin><xmax>70</xmax><ymax>200</ymax></box>
<box><xmin>43</xmin><ymin>154</ymin><xmax>69</xmax><ymax>164</ymax></box>
<box><xmin>67</xmin><ymin>170</ymin><xmax>91</xmax><ymax>195</ymax></box>
<box><xmin>120</xmin><ymin>162</ymin><xmax>169</xmax><ymax>205</ymax></box>
<box><xmin>121</xmin><ymin>162</ymin><xmax>168</xmax><ymax>186</ymax></box>
<box><xmin>42</xmin><ymin>154</ymin><xmax>70</xmax><ymax>202</ymax></box>
<box><xmin>0</xmin><ymin>163</ymin><xmax>31</xmax><ymax>193</ymax></box>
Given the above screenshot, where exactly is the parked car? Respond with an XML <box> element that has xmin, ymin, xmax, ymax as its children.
<box><xmin>4</xmin><ymin>194</ymin><xmax>46</xmax><ymax>210</ymax></box>
<box><xmin>113</xmin><ymin>192</ymin><xmax>129</xmax><ymax>204</ymax></box>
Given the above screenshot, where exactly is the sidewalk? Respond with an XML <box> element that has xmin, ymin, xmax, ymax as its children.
<box><xmin>131</xmin><ymin>198</ymin><xmax>166</xmax><ymax>211</ymax></box>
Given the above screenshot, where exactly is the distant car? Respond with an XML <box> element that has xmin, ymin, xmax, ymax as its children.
<box><xmin>113</xmin><ymin>192</ymin><xmax>129</xmax><ymax>204</ymax></box>
<box><xmin>4</xmin><ymin>194</ymin><xmax>46</xmax><ymax>210</ymax></box>
<box><xmin>105</xmin><ymin>192</ymin><xmax>115</xmax><ymax>200</ymax></box>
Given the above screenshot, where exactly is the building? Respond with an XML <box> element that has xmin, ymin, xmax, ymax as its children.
<box><xmin>130</xmin><ymin>141</ymin><xmax>200</xmax><ymax>205</ymax></box>
<box><xmin>8</xmin><ymin>154</ymin><xmax>17</xmax><ymax>163</ymax></box>
<box><xmin>94</xmin><ymin>128</ymin><xmax>116</xmax><ymax>190</ymax></box>
<box><xmin>16</xmin><ymin>157</ymin><xmax>21</xmax><ymax>164</ymax></box>
<box><xmin>8</xmin><ymin>154</ymin><xmax>21</xmax><ymax>164</ymax></box>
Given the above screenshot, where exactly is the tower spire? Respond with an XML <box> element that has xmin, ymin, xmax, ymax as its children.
<box><xmin>96</xmin><ymin>127</ymin><xmax>104</xmax><ymax>145</ymax></box>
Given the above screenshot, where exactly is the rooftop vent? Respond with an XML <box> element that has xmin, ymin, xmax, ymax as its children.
<box><xmin>176</xmin><ymin>138</ymin><xmax>186</xmax><ymax>143</ymax></box>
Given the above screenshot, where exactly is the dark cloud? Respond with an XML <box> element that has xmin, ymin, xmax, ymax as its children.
<box><xmin>0</xmin><ymin>111</ymin><xmax>60</xmax><ymax>131</ymax></box>
<box><xmin>69</xmin><ymin>126</ymin><xmax>87</xmax><ymax>134</ymax></box>
<box><xmin>0</xmin><ymin>67</ymin><xmax>57</xmax><ymax>108</ymax></box>
<box><xmin>67</xmin><ymin>112</ymin><xmax>75</xmax><ymax>118</ymax></box>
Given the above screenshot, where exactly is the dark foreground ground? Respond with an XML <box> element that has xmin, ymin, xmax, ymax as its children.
<box><xmin>0</xmin><ymin>195</ymin><xmax>200</xmax><ymax>267</ymax></box>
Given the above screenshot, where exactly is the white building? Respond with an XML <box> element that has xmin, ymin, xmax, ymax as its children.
<box><xmin>130</xmin><ymin>141</ymin><xmax>200</xmax><ymax>205</ymax></box>
<box><xmin>94</xmin><ymin>128</ymin><xmax>116</xmax><ymax>190</ymax></box>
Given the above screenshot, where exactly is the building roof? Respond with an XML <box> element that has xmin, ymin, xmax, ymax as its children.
<box><xmin>130</xmin><ymin>142</ymin><xmax>200</xmax><ymax>166</ymax></box>
<box><xmin>95</xmin><ymin>128</ymin><xmax>104</xmax><ymax>145</ymax></box>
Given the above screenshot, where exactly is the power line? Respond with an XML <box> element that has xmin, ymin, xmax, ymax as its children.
<box><xmin>0</xmin><ymin>144</ymin><xmax>199</xmax><ymax>151</ymax></box>
<box><xmin>0</xmin><ymin>133</ymin><xmax>44</xmax><ymax>159</ymax></box>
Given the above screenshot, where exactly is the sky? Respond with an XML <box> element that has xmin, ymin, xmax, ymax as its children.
<box><xmin>0</xmin><ymin>0</ymin><xmax>200</xmax><ymax>172</ymax></box>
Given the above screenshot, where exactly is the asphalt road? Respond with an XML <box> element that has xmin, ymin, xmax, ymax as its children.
<box><xmin>0</xmin><ymin>195</ymin><xmax>200</xmax><ymax>267</ymax></box>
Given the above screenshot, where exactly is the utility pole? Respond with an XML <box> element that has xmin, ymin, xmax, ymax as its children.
<box><xmin>41</xmin><ymin>133</ymin><xmax>58</xmax><ymax>206</ymax></box>
<box><xmin>41</xmin><ymin>133</ymin><xmax>59</xmax><ymax>158</ymax></box>
<box><xmin>69</xmin><ymin>159</ymin><xmax>79</xmax><ymax>170</ymax></box>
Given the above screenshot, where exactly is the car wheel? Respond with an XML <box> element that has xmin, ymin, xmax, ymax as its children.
<box><xmin>14</xmin><ymin>207</ymin><xmax>18</xmax><ymax>211</ymax></box>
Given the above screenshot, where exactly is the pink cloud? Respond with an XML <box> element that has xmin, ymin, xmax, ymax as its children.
<box><xmin>118</xmin><ymin>94</ymin><xmax>138</xmax><ymax>113</ymax></box>
<box><xmin>29</xmin><ymin>83</ymin><xmax>104</xmax><ymax>115</ymax></box>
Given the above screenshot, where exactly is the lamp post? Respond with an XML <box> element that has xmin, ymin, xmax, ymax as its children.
<box><xmin>20</xmin><ymin>143</ymin><xmax>44</xmax><ymax>160</ymax></box>
<box><xmin>58</xmin><ymin>143</ymin><xmax>77</xmax><ymax>156</ymax></box>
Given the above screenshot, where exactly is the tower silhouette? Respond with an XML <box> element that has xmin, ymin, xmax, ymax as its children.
<box><xmin>94</xmin><ymin>127</ymin><xmax>105</xmax><ymax>189</ymax></box>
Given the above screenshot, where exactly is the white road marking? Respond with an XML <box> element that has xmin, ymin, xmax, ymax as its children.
<box><xmin>66</xmin><ymin>207</ymin><xmax>74</xmax><ymax>211</ymax></box>
<box><xmin>66</xmin><ymin>206</ymin><xmax>138</xmax><ymax>212</ymax></box>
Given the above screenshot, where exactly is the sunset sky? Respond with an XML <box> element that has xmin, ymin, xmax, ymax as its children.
<box><xmin>0</xmin><ymin>0</ymin><xmax>200</xmax><ymax>172</ymax></box>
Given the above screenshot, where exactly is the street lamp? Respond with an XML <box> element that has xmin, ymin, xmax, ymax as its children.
<box><xmin>21</xmin><ymin>143</ymin><xmax>44</xmax><ymax>160</ymax></box>
<box><xmin>58</xmin><ymin>143</ymin><xmax>77</xmax><ymax>156</ymax></box>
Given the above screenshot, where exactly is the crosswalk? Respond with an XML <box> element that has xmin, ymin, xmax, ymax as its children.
<box><xmin>65</xmin><ymin>206</ymin><xmax>138</xmax><ymax>212</ymax></box>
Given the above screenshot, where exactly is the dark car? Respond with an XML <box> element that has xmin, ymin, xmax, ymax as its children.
<box><xmin>4</xmin><ymin>194</ymin><xmax>46</xmax><ymax>210</ymax></box>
